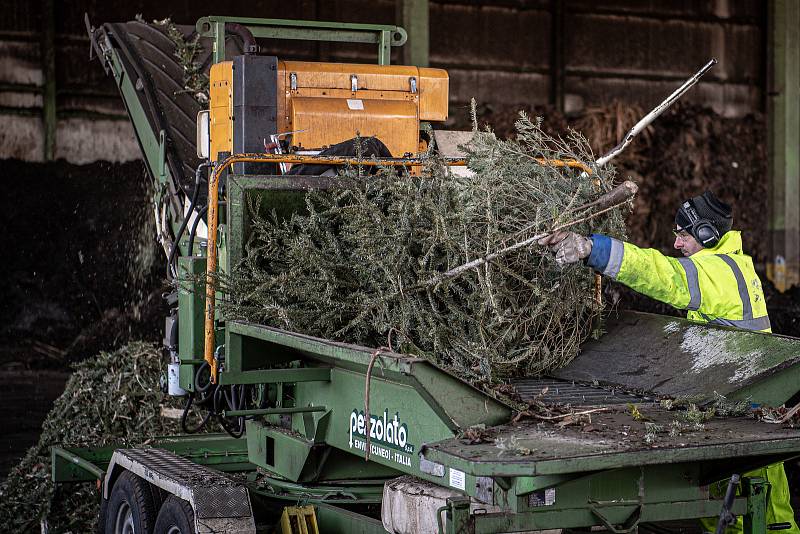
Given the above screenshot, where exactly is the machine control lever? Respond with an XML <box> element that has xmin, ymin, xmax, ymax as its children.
<box><xmin>264</xmin><ymin>129</ymin><xmax>306</xmax><ymax>173</ymax></box>
<box><xmin>714</xmin><ymin>474</ymin><xmax>740</xmax><ymax>534</ymax></box>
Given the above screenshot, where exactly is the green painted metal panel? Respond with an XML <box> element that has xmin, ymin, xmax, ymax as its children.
<box><xmin>198</xmin><ymin>16</ymin><xmax>408</xmax><ymax>36</ymax></box>
<box><xmin>51</xmin><ymin>435</ymin><xmax>251</xmax><ymax>483</ymax></box>
<box><xmin>731</xmin><ymin>359</ymin><xmax>800</xmax><ymax>406</ymax></box>
<box><xmin>178</xmin><ymin>363</ymin><xmax>195</xmax><ymax>392</ymax></box>
<box><xmin>226</xmin><ymin>406</ymin><xmax>326</xmax><ymax>417</ymax></box>
<box><xmin>225</xmin><ymin>321</ymin><xmax>510</xmax><ymax>423</ymax></box>
<box><xmin>226</xmin><ymin>318</ymin><xmax>508</xmax><ymax>484</ymax></box>
<box><xmin>499</xmin><ymin>464</ymin><xmax>707</xmax><ymax>515</ymax></box>
<box><xmin>248</xmin><ymin>420</ymin><xmax>400</xmax><ymax>482</ymax></box>
<box><xmin>314</xmin><ymin>503</ymin><xmax>388</xmax><ymax>534</ymax></box>
<box><xmin>248</xmin><ymin>472</ymin><xmax>384</xmax><ymax>503</ymax></box>
<box><xmin>377</xmin><ymin>30</ymin><xmax>392</xmax><ymax>65</ymax></box>
<box><xmin>178</xmin><ymin>256</ymin><xmax>207</xmax><ymax>390</ymax></box>
<box><xmin>211</xmin><ymin>19</ymin><xmax>225</xmax><ymax>64</ymax></box>
<box><xmin>400</xmin><ymin>0</ymin><xmax>429</xmax><ymax>67</ymax></box>
<box><xmin>421</xmin><ymin>410</ymin><xmax>800</xmax><ymax>479</ymax></box>
<box><xmin>226</xmin><ymin>175</ymin><xmax>336</xmax><ymax>273</ymax></box>
<box><xmin>219</xmin><ymin>367</ymin><xmax>331</xmax><ymax>385</ymax></box>
<box><xmin>178</xmin><ymin>256</ymin><xmax>206</xmax><ymax>360</ymax></box>
<box><xmin>296</xmin><ymin>367</ymin><xmax>452</xmax><ymax>473</ymax></box>
<box><xmin>466</xmin><ymin>499</ymin><xmax>747</xmax><ymax>533</ymax></box>
<box><xmin>247</xmin><ymin>420</ymin><xmax>315</xmax><ymax>480</ymax></box>
<box><xmin>52</xmin><ymin>445</ymin><xmax>114</xmax><ymax>482</ymax></box>
<box><xmin>196</xmin><ymin>16</ymin><xmax>407</xmax><ymax>65</ymax></box>
<box><xmin>744</xmin><ymin>478</ymin><xmax>768</xmax><ymax>534</ymax></box>
<box><xmin>438</xmin><ymin>466</ymin><xmax>771</xmax><ymax>533</ymax></box>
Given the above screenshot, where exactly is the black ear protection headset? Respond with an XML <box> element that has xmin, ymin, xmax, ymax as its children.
<box><xmin>678</xmin><ymin>201</ymin><xmax>720</xmax><ymax>248</ymax></box>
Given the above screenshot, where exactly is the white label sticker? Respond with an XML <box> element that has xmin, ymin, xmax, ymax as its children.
<box><xmin>449</xmin><ymin>468</ymin><xmax>465</xmax><ymax>491</ymax></box>
<box><xmin>528</xmin><ymin>487</ymin><xmax>557</xmax><ymax>507</ymax></box>
<box><xmin>347</xmin><ymin>99</ymin><xmax>364</xmax><ymax>110</ymax></box>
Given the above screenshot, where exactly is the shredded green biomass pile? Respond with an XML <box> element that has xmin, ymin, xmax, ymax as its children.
<box><xmin>221</xmin><ymin>115</ymin><xmax>629</xmax><ymax>381</ymax></box>
<box><xmin>0</xmin><ymin>342</ymin><xmax>178</xmax><ymax>533</ymax></box>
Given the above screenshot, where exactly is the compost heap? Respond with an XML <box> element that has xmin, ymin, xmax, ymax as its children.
<box><xmin>221</xmin><ymin>114</ymin><xmax>629</xmax><ymax>380</ymax></box>
<box><xmin>0</xmin><ymin>342</ymin><xmax>179</xmax><ymax>533</ymax></box>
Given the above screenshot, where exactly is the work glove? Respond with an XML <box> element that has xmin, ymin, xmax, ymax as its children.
<box><xmin>538</xmin><ymin>231</ymin><xmax>592</xmax><ymax>266</ymax></box>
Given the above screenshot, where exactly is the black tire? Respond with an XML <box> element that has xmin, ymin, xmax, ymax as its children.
<box><xmin>97</xmin><ymin>495</ymin><xmax>109</xmax><ymax>534</ymax></box>
<box><xmin>153</xmin><ymin>495</ymin><xmax>196</xmax><ymax>534</ymax></box>
<box><xmin>103</xmin><ymin>471</ymin><xmax>157</xmax><ymax>534</ymax></box>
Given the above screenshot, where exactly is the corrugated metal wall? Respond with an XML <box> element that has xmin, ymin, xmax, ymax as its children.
<box><xmin>0</xmin><ymin>0</ymin><xmax>765</xmax><ymax>163</ymax></box>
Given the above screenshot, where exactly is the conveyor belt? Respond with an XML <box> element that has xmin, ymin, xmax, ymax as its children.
<box><xmin>513</xmin><ymin>377</ymin><xmax>657</xmax><ymax>406</ymax></box>
<box><xmin>555</xmin><ymin>312</ymin><xmax>800</xmax><ymax>405</ymax></box>
<box><xmin>94</xmin><ymin>19</ymin><xmax>243</xmax><ymax>204</ymax></box>
<box><xmin>101</xmin><ymin>21</ymin><xmax>205</xmax><ymax>198</ymax></box>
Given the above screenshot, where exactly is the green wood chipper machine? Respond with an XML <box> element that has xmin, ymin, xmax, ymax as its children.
<box><xmin>51</xmin><ymin>14</ymin><xmax>800</xmax><ymax>534</ymax></box>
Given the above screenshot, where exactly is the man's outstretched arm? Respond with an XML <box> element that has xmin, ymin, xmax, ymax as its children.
<box><xmin>542</xmin><ymin>231</ymin><xmax>696</xmax><ymax>311</ymax></box>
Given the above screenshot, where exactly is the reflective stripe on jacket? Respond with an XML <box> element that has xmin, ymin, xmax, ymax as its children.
<box><xmin>586</xmin><ymin>231</ymin><xmax>771</xmax><ymax>333</ymax></box>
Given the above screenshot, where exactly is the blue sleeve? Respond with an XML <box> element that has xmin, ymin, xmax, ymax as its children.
<box><xmin>586</xmin><ymin>234</ymin><xmax>612</xmax><ymax>272</ymax></box>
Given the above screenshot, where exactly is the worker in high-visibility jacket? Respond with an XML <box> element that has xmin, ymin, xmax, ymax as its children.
<box><xmin>540</xmin><ymin>190</ymin><xmax>797</xmax><ymax>534</ymax></box>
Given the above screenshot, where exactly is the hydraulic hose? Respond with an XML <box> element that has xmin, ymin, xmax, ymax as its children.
<box><xmin>187</xmin><ymin>205</ymin><xmax>208</xmax><ymax>257</ymax></box>
<box><xmin>167</xmin><ymin>162</ymin><xmax>210</xmax><ymax>280</ymax></box>
<box><xmin>180</xmin><ymin>392</ymin><xmax>214</xmax><ymax>434</ymax></box>
<box><xmin>225</xmin><ymin>23</ymin><xmax>258</xmax><ymax>55</ymax></box>
<box><xmin>187</xmin><ymin>361</ymin><xmax>246</xmax><ymax>437</ymax></box>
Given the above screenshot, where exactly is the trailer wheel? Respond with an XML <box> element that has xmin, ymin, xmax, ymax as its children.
<box><xmin>104</xmin><ymin>471</ymin><xmax>157</xmax><ymax>534</ymax></box>
<box><xmin>153</xmin><ymin>495</ymin><xmax>196</xmax><ymax>534</ymax></box>
<box><xmin>97</xmin><ymin>495</ymin><xmax>108</xmax><ymax>534</ymax></box>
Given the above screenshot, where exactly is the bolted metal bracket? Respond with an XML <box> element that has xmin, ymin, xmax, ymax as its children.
<box><xmin>590</xmin><ymin>504</ymin><xmax>642</xmax><ymax>534</ymax></box>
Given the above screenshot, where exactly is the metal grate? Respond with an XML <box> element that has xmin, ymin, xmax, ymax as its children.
<box><xmin>120</xmin><ymin>448</ymin><xmax>251</xmax><ymax>519</ymax></box>
<box><xmin>512</xmin><ymin>377</ymin><xmax>657</xmax><ymax>406</ymax></box>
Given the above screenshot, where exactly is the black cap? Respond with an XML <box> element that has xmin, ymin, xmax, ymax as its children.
<box><xmin>675</xmin><ymin>191</ymin><xmax>733</xmax><ymax>235</ymax></box>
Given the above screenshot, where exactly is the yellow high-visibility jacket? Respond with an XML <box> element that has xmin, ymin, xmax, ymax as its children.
<box><xmin>586</xmin><ymin>231</ymin><xmax>771</xmax><ymax>332</ymax></box>
<box><xmin>697</xmin><ymin>464</ymin><xmax>799</xmax><ymax>534</ymax></box>
<box><xmin>587</xmin><ymin>231</ymin><xmax>796</xmax><ymax>534</ymax></box>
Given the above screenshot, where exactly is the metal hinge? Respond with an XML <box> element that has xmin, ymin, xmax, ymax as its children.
<box><xmin>409</xmin><ymin>76</ymin><xmax>417</xmax><ymax>93</ymax></box>
<box><xmin>351</xmin><ymin>74</ymin><xmax>358</xmax><ymax>92</ymax></box>
<box><xmin>290</xmin><ymin>72</ymin><xmax>297</xmax><ymax>91</ymax></box>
